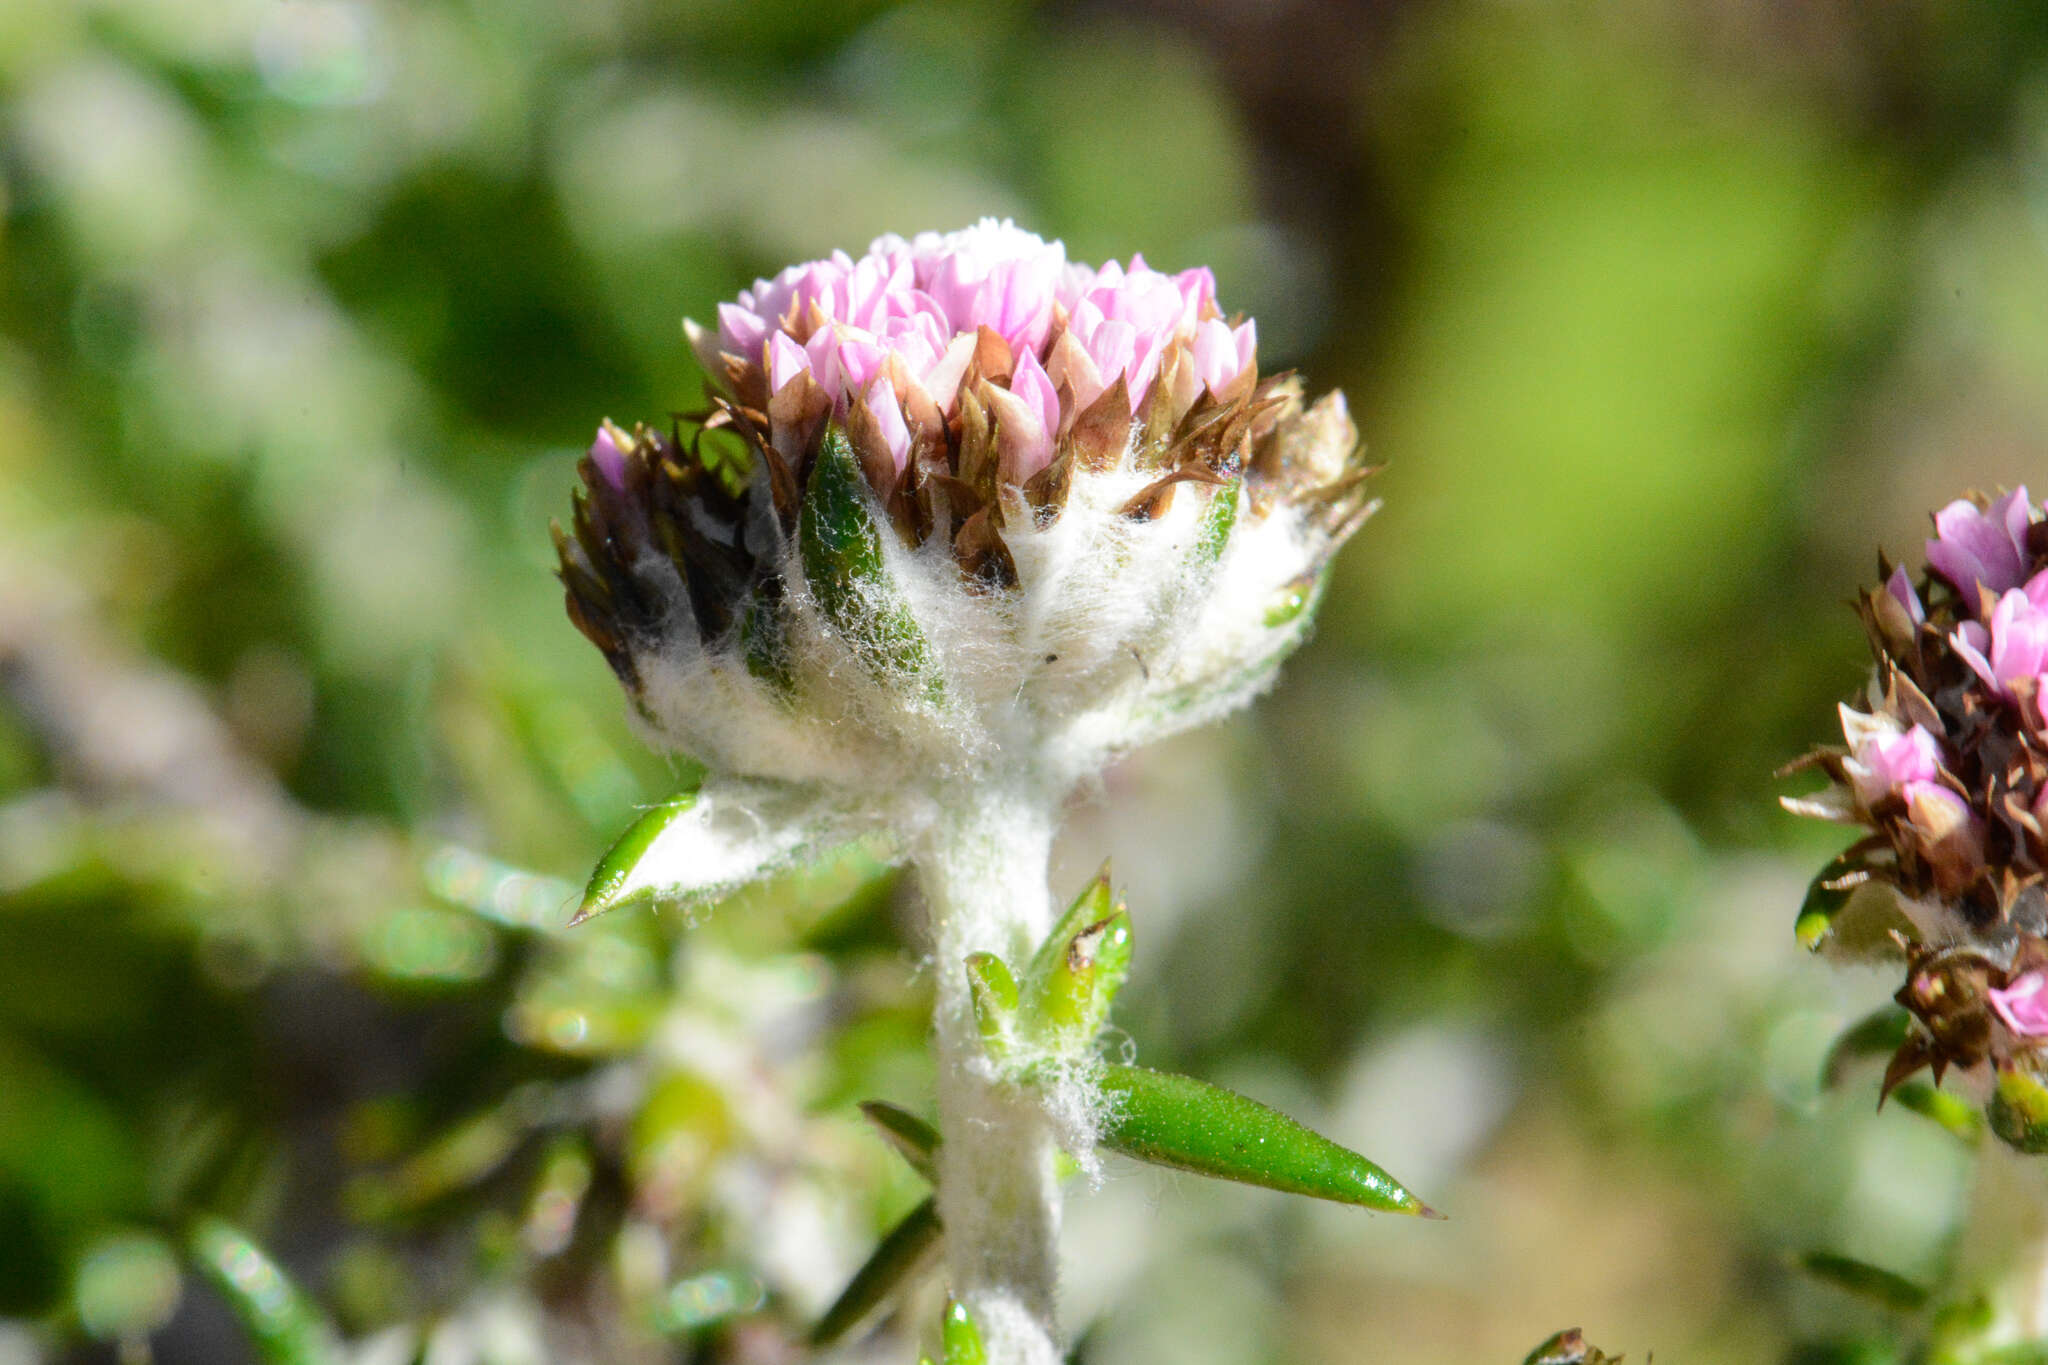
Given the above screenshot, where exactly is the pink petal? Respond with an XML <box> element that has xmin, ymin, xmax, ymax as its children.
<box><xmin>588</xmin><ymin>423</ymin><xmax>628</xmax><ymax>488</ymax></box>
<box><xmin>769</xmin><ymin>332</ymin><xmax>812</xmax><ymax>396</ymax></box>
<box><xmin>1954</xmin><ymin>621</ymin><xmax>2001</xmax><ymax>693</ymax></box>
<box><xmin>1886</xmin><ymin>566</ymin><xmax>1926</xmax><ymax>625</ymax></box>
<box><xmin>717</xmin><ymin>301</ymin><xmax>770</xmax><ymax>357</ymax></box>
<box><xmin>1847</xmin><ymin>722</ymin><xmax>1942</xmax><ymax>807</ymax></box>
<box><xmin>1929</xmin><ymin>494</ymin><xmax>2031</xmax><ymax>599</ymax></box>
<box><xmin>1010</xmin><ymin>349</ymin><xmax>1060</xmax><ymax>451</ymax></box>
<box><xmin>862</xmin><ymin>375</ymin><xmax>912</xmax><ymax>473</ymax></box>
<box><xmin>921</xmin><ymin>333</ymin><xmax>978</xmax><ymax>414</ymax></box>
<box><xmin>1992</xmin><ymin>972</ymin><xmax>2048</xmax><ymax>1038</ymax></box>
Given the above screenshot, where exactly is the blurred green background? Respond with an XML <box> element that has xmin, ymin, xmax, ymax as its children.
<box><xmin>3</xmin><ymin>0</ymin><xmax>2047</xmax><ymax>1361</ymax></box>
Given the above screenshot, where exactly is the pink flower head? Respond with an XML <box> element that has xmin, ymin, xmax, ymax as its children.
<box><xmin>1954</xmin><ymin>585</ymin><xmax>2048</xmax><ymax>699</ymax></box>
<box><xmin>1841</xmin><ymin>714</ymin><xmax>1942</xmax><ymax>809</ymax></box>
<box><xmin>1927</xmin><ymin>487</ymin><xmax>2037</xmax><ymax>606</ymax></box>
<box><xmin>690</xmin><ymin>220</ymin><xmax>1256</xmax><ymax>482</ymax></box>
<box><xmin>1992</xmin><ymin>971</ymin><xmax>2048</xmax><ymax>1038</ymax></box>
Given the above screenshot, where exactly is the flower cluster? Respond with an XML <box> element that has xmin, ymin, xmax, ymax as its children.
<box><xmin>1788</xmin><ymin>486</ymin><xmax>2048</xmax><ymax>1137</ymax></box>
<box><xmin>692</xmin><ymin>220</ymin><xmax>1255</xmax><ymax>480</ymax></box>
<box><xmin>555</xmin><ymin>221</ymin><xmax>1372</xmax><ymax>809</ymax></box>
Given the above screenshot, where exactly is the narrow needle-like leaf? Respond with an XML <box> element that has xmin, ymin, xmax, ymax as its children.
<box><xmin>1797</xmin><ymin>1250</ymin><xmax>1930</xmax><ymax>1312</ymax></box>
<box><xmin>858</xmin><ymin>1100</ymin><xmax>940</xmax><ymax>1182</ymax></box>
<box><xmin>809</xmin><ymin>1197</ymin><xmax>941</xmax><ymax>1346</ymax></box>
<box><xmin>1098</xmin><ymin>1065</ymin><xmax>1441</xmax><ymax>1217</ymax></box>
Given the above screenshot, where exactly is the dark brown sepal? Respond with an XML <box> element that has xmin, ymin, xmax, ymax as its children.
<box><xmin>971</xmin><ymin>326</ymin><xmax>1012</xmax><ymax>384</ymax></box>
<box><xmin>1134</xmin><ymin>347</ymin><xmax>1188</xmax><ymax>469</ymax></box>
<box><xmin>955</xmin><ymin>385</ymin><xmax>1000</xmax><ymax>506</ymax></box>
<box><xmin>1064</xmin><ymin>375</ymin><xmax>1133</xmax><ymax>473</ymax></box>
<box><xmin>907</xmin><ymin>439</ymin><xmax>953</xmax><ymax>548</ymax></box>
<box><xmin>1022</xmin><ymin>448</ymin><xmax>1074</xmax><ymax>525</ymax></box>
<box><xmin>1880</xmin><ymin>661</ymin><xmax>1943</xmax><ymax>736</ymax></box>
<box><xmin>1249</xmin><ymin>387</ymin><xmax>1360</xmax><ymax>496</ymax></box>
<box><xmin>721</xmin><ymin>353</ymin><xmax>770</xmax><ymax>412</ymax></box>
<box><xmin>954</xmin><ymin>507</ymin><xmax>1019</xmax><ymax>592</ymax></box>
<box><xmin>1118</xmin><ymin>465</ymin><xmax>1226</xmax><ymax>522</ymax></box>
<box><xmin>1878</xmin><ymin>1029</ymin><xmax>1938</xmax><ymax>1108</ymax></box>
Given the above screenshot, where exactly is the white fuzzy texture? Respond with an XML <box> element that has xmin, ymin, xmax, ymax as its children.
<box><xmin>627</xmin><ymin>454</ymin><xmax>1329</xmax><ymax>824</ymax></box>
<box><xmin>918</xmin><ymin>794</ymin><xmax>1066</xmax><ymax>1365</ymax></box>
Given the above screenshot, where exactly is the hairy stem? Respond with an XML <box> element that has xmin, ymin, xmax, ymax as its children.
<box><xmin>916</xmin><ymin>788</ymin><xmax>1063</xmax><ymax>1365</ymax></box>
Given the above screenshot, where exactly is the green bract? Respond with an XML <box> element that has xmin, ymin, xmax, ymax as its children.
<box><xmin>798</xmin><ymin>428</ymin><xmax>939</xmax><ymax>697</ymax></box>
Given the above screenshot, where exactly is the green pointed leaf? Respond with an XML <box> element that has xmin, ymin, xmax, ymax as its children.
<box><xmin>1025</xmin><ymin>910</ymin><xmax>1132</xmax><ymax>1048</ymax></box>
<box><xmin>965</xmin><ymin>953</ymin><xmax>1020</xmax><ymax>1055</ymax></box>
<box><xmin>1098</xmin><ymin>1065</ymin><xmax>1439</xmax><ymax>1216</ymax></box>
<box><xmin>1990</xmin><ymin>1069</ymin><xmax>2048</xmax><ymax>1154</ymax></box>
<box><xmin>579</xmin><ymin>793</ymin><xmax>697</xmax><ymax>921</ymax></box>
<box><xmin>859</xmin><ymin>1100</ymin><xmax>939</xmax><ymax>1182</ymax></box>
<box><xmin>1797</xmin><ymin>865</ymin><xmax>1859</xmax><ymax>951</ymax></box>
<box><xmin>1889</xmin><ymin>1081</ymin><xmax>1982</xmax><ymax>1144</ymax></box>
<box><xmin>185</xmin><ymin>1219</ymin><xmax>340</xmax><ymax>1365</ymax></box>
<box><xmin>1796</xmin><ymin>846</ymin><xmax>1911</xmax><ymax>957</ymax></box>
<box><xmin>800</xmin><ymin>426</ymin><xmax>937</xmax><ymax>694</ymax></box>
<box><xmin>810</xmin><ymin>1196</ymin><xmax>941</xmax><ymax>1346</ymax></box>
<box><xmin>1028</xmin><ymin>866</ymin><xmax>1115</xmax><ymax>982</ymax></box>
<box><xmin>574</xmin><ymin>780</ymin><xmax>866</xmax><ymax>924</ymax></box>
<box><xmin>1021</xmin><ymin>866</ymin><xmax>1123</xmax><ymax>1045</ymax></box>
<box><xmin>1821</xmin><ymin>1006</ymin><xmax>1912</xmax><ymax>1088</ymax></box>
<box><xmin>1798</xmin><ymin>1250</ymin><xmax>1929</xmax><ymax>1312</ymax></box>
<box><xmin>941</xmin><ymin>1298</ymin><xmax>987</xmax><ymax>1365</ymax></box>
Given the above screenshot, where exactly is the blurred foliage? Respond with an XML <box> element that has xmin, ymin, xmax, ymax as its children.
<box><xmin>8</xmin><ymin>0</ymin><xmax>2048</xmax><ymax>1361</ymax></box>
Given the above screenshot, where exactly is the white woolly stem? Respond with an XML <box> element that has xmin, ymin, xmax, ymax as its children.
<box><xmin>916</xmin><ymin>787</ymin><xmax>1064</xmax><ymax>1365</ymax></box>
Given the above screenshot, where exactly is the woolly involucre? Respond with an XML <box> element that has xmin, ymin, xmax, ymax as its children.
<box><xmin>627</xmin><ymin>445</ymin><xmax>1329</xmax><ymax>803</ymax></box>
